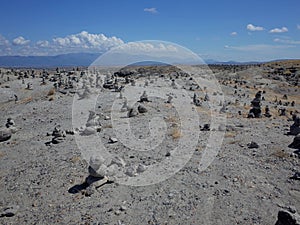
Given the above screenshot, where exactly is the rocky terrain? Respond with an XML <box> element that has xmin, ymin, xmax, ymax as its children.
<box><xmin>0</xmin><ymin>61</ymin><xmax>299</xmax><ymax>225</ymax></box>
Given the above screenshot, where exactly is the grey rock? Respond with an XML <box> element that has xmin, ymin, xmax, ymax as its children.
<box><xmin>125</xmin><ymin>166</ymin><xmax>136</xmax><ymax>177</ymax></box>
<box><xmin>88</xmin><ymin>164</ymin><xmax>108</xmax><ymax>178</ymax></box>
<box><xmin>81</xmin><ymin>127</ymin><xmax>97</xmax><ymax>135</ymax></box>
<box><xmin>137</xmin><ymin>164</ymin><xmax>147</xmax><ymax>173</ymax></box>
<box><xmin>110</xmin><ymin>156</ymin><xmax>126</xmax><ymax>167</ymax></box>
<box><xmin>0</xmin><ymin>128</ymin><xmax>12</xmax><ymax>142</ymax></box>
<box><xmin>109</xmin><ymin>137</ymin><xmax>118</xmax><ymax>143</ymax></box>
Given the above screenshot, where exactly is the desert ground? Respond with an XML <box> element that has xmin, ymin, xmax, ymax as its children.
<box><xmin>0</xmin><ymin>60</ymin><xmax>299</xmax><ymax>225</ymax></box>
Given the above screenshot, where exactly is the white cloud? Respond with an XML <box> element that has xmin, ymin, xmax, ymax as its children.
<box><xmin>269</xmin><ymin>27</ymin><xmax>288</xmax><ymax>33</ymax></box>
<box><xmin>0</xmin><ymin>35</ymin><xmax>9</xmax><ymax>46</ymax></box>
<box><xmin>53</xmin><ymin>31</ymin><xmax>124</xmax><ymax>51</ymax></box>
<box><xmin>36</xmin><ymin>40</ymin><xmax>49</xmax><ymax>47</ymax></box>
<box><xmin>12</xmin><ymin>36</ymin><xmax>30</xmax><ymax>45</ymax></box>
<box><xmin>144</xmin><ymin>8</ymin><xmax>158</xmax><ymax>14</ymax></box>
<box><xmin>230</xmin><ymin>32</ymin><xmax>237</xmax><ymax>36</ymax></box>
<box><xmin>274</xmin><ymin>38</ymin><xmax>300</xmax><ymax>44</ymax></box>
<box><xmin>297</xmin><ymin>24</ymin><xmax>300</xmax><ymax>30</ymax></box>
<box><xmin>247</xmin><ymin>24</ymin><xmax>264</xmax><ymax>31</ymax></box>
<box><xmin>117</xmin><ymin>42</ymin><xmax>178</xmax><ymax>54</ymax></box>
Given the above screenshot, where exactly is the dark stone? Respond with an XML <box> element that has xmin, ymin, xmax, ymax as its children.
<box><xmin>138</xmin><ymin>105</ymin><xmax>148</xmax><ymax>113</ymax></box>
<box><xmin>247</xmin><ymin>141</ymin><xmax>259</xmax><ymax>149</ymax></box>
<box><xmin>290</xmin><ymin>172</ymin><xmax>300</xmax><ymax>180</ymax></box>
<box><xmin>275</xmin><ymin>210</ymin><xmax>300</xmax><ymax>225</ymax></box>
<box><xmin>289</xmin><ymin>135</ymin><xmax>300</xmax><ymax>149</ymax></box>
<box><xmin>290</xmin><ymin>116</ymin><xmax>300</xmax><ymax>135</ymax></box>
<box><xmin>0</xmin><ymin>205</ymin><xmax>19</xmax><ymax>217</ymax></box>
<box><xmin>201</xmin><ymin>124</ymin><xmax>210</xmax><ymax>131</ymax></box>
<box><xmin>248</xmin><ymin>91</ymin><xmax>262</xmax><ymax>118</ymax></box>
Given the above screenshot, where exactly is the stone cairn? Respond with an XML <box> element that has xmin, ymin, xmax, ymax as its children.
<box><xmin>139</xmin><ymin>91</ymin><xmax>150</xmax><ymax>102</ymax></box>
<box><xmin>26</xmin><ymin>83</ymin><xmax>33</xmax><ymax>90</ymax></box>
<box><xmin>86</xmin><ymin>156</ymin><xmax>126</xmax><ymax>187</ymax></box>
<box><xmin>80</xmin><ymin>111</ymin><xmax>102</xmax><ymax>135</ymax></box>
<box><xmin>193</xmin><ymin>93</ymin><xmax>202</xmax><ymax>106</ymax></box>
<box><xmin>248</xmin><ymin>91</ymin><xmax>262</xmax><ymax>118</ymax></box>
<box><xmin>49</xmin><ymin>125</ymin><xmax>66</xmax><ymax>144</ymax></box>
<box><xmin>103</xmin><ymin>73</ymin><xmax>115</xmax><ymax>89</ymax></box>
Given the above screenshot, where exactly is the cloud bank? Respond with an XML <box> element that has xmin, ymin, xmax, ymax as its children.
<box><xmin>0</xmin><ymin>31</ymin><xmax>124</xmax><ymax>56</ymax></box>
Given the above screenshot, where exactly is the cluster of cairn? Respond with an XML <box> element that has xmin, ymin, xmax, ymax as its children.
<box><xmin>102</xmin><ymin>73</ymin><xmax>124</xmax><ymax>92</ymax></box>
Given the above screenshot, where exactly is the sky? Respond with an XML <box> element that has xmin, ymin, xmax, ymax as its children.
<box><xmin>0</xmin><ymin>0</ymin><xmax>299</xmax><ymax>62</ymax></box>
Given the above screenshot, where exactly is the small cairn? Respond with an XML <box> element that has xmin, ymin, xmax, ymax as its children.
<box><xmin>86</xmin><ymin>156</ymin><xmax>126</xmax><ymax>187</ymax></box>
<box><xmin>193</xmin><ymin>93</ymin><xmax>202</xmax><ymax>106</ymax></box>
<box><xmin>51</xmin><ymin>125</ymin><xmax>66</xmax><ymax>144</ymax></box>
<box><xmin>264</xmin><ymin>105</ymin><xmax>272</xmax><ymax>118</ymax></box>
<box><xmin>139</xmin><ymin>91</ymin><xmax>150</xmax><ymax>102</ymax></box>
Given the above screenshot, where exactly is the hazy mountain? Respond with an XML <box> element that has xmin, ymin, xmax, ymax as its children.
<box><xmin>204</xmin><ymin>59</ymin><xmax>262</xmax><ymax>65</ymax></box>
<box><xmin>0</xmin><ymin>53</ymin><xmax>264</xmax><ymax>68</ymax></box>
<box><xmin>0</xmin><ymin>53</ymin><xmax>101</xmax><ymax>68</ymax></box>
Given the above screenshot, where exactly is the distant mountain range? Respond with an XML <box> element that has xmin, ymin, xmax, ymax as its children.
<box><xmin>0</xmin><ymin>53</ymin><xmax>264</xmax><ymax>68</ymax></box>
<box><xmin>0</xmin><ymin>53</ymin><xmax>101</xmax><ymax>68</ymax></box>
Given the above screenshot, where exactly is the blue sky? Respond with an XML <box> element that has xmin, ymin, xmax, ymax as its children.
<box><xmin>0</xmin><ymin>0</ymin><xmax>299</xmax><ymax>61</ymax></box>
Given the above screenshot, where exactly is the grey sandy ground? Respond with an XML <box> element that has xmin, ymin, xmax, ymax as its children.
<box><xmin>0</xmin><ymin>65</ymin><xmax>299</xmax><ymax>225</ymax></box>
